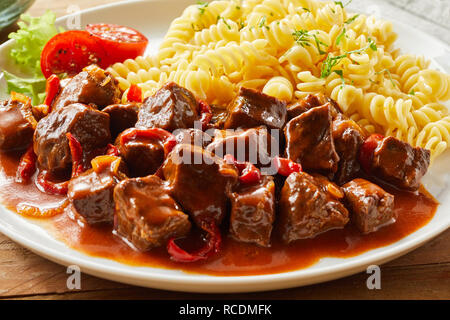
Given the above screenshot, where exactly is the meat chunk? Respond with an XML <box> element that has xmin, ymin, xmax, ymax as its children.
<box><xmin>115</xmin><ymin>130</ymin><xmax>165</xmax><ymax>177</ymax></box>
<box><xmin>68</xmin><ymin>156</ymin><xmax>125</xmax><ymax>225</ymax></box>
<box><xmin>135</xmin><ymin>82</ymin><xmax>199</xmax><ymax>132</ymax></box>
<box><xmin>224</xmin><ymin>87</ymin><xmax>286</xmax><ymax>130</ymax></box>
<box><xmin>286</xmin><ymin>94</ymin><xmax>325</xmax><ymax>120</ymax></box>
<box><xmin>33</xmin><ymin>103</ymin><xmax>111</xmax><ymax>176</ymax></box>
<box><xmin>0</xmin><ymin>99</ymin><xmax>36</xmax><ymax>151</ymax></box>
<box><xmin>52</xmin><ymin>65</ymin><xmax>121</xmax><ymax>110</ymax></box>
<box><xmin>284</xmin><ymin>104</ymin><xmax>339</xmax><ymax>174</ymax></box>
<box><xmin>162</xmin><ymin>144</ymin><xmax>239</xmax><ymax>226</ymax></box>
<box><xmin>229</xmin><ymin>176</ymin><xmax>275</xmax><ymax>247</ymax></box>
<box><xmin>332</xmin><ymin>118</ymin><xmax>364</xmax><ymax>185</ymax></box>
<box><xmin>114</xmin><ymin>175</ymin><xmax>191</xmax><ymax>251</ymax></box>
<box><xmin>206</xmin><ymin>127</ymin><xmax>278</xmax><ymax>169</ymax></box>
<box><xmin>278</xmin><ymin>172</ymin><xmax>349</xmax><ymax>243</ymax></box>
<box><xmin>102</xmin><ymin>103</ymin><xmax>139</xmax><ymax>138</ymax></box>
<box><xmin>371</xmin><ymin>136</ymin><xmax>430</xmax><ymax>191</ymax></box>
<box><xmin>343</xmin><ymin>178</ymin><xmax>395</xmax><ymax>234</ymax></box>
<box><xmin>173</xmin><ymin>128</ymin><xmax>212</xmax><ymax>149</ymax></box>
<box><xmin>209</xmin><ymin>105</ymin><xmax>228</xmax><ymax>129</ymax></box>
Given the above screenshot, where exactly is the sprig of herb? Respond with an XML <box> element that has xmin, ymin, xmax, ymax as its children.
<box><xmin>334</xmin><ymin>0</ymin><xmax>353</xmax><ymax>8</ymax></box>
<box><xmin>302</xmin><ymin>7</ymin><xmax>311</xmax><ymax>13</ymax></box>
<box><xmin>409</xmin><ymin>89</ymin><xmax>415</xmax><ymax>96</ymax></box>
<box><xmin>333</xmin><ymin>69</ymin><xmax>346</xmax><ymax>88</ymax></box>
<box><xmin>197</xmin><ymin>1</ymin><xmax>209</xmax><ymax>15</ymax></box>
<box><xmin>321</xmin><ymin>39</ymin><xmax>378</xmax><ymax>78</ymax></box>
<box><xmin>293</xmin><ymin>29</ymin><xmax>328</xmax><ymax>54</ymax></box>
<box><xmin>217</xmin><ymin>16</ymin><xmax>232</xmax><ymax>30</ymax></box>
<box><xmin>376</xmin><ymin>69</ymin><xmax>397</xmax><ymax>88</ymax></box>
<box><xmin>313</xmin><ymin>34</ymin><xmax>328</xmax><ymax>55</ymax></box>
<box><xmin>321</xmin><ymin>54</ymin><xmax>347</xmax><ymax>78</ymax></box>
<box><xmin>336</xmin><ymin>28</ymin><xmax>346</xmax><ymax>45</ymax></box>
<box><xmin>345</xmin><ymin>14</ymin><xmax>359</xmax><ymax>24</ymax></box>
<box><xmin>258</xmin><ymin>16</ymin><xmax>269</xmax><ymax>29</ymax></box>
<box><xmin>292</xmin><ymin>29</ymin><xmax>311</xmax><ymax>47</ymax></box>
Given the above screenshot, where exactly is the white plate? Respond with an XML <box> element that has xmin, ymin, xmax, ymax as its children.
<box><xmin>0</xmin><ymin>0</ymin><xmax>449</xmax><ymax>293</ymax></box>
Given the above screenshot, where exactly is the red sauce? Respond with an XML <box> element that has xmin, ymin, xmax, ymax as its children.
<box><xmin>0</xmin><ymin>150</ymin><xmax>438</xmax><ymax>276</ymax></box>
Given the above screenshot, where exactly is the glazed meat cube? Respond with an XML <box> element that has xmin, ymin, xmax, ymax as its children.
<box><xmin>332</xmin><ymin>118</ymin><xmax>365</xmax><ymax>185</ymax></box>
<box><xmin>52</xmin><ymin>65</ymin><xmax>121</xmax><ymax>110</ymax></box>
<box><xmin>115</xmin><ymin>130</ymin><xmax>164</xmax><ymax>177</ymax></box>
<box><xmin>162</xmin><ymin>144</ymin><xmax>239</xmax><ymax>226</ymax></box>
<box><xmin>286</xmin><ymin>94</ymin><xmax>325</xmax><ymax>120</ymax></box>
<box><xmin>206</xmin><ymin>127</ymin><xmax>278</xmax><ymax>169</ymax></box>
<box><xmin>224</xmin><ymin>87</ymin><xmax>287</xmax><ymax>130</ymax></box>
<box><xmin>0</xmin><ymin>99</ymin><xmax>36</xmax><ymax>151</ymax></box>
<box><xmin>114</xmin><ymin>175</ymin><xmax>191</xmax><ymax>251</ymax></box>
<box><xmin>33</xmin><ymin>103</ymin><xmax>111</xmax><ymax>176</ymax></box>
<box><xmin>135</xmin><ymin>82</ymin><xmax>199</xmax><ymax>132</ymax></box>
<box><xmin>102</xmin><ymin>103</ymin><xmax>139</xmax><ymax>138</ymax></box>
<box><xmin>371</xmin><ymin>136</ymin><xmax>430</xmax><ymax>191</ymax></box>
<box><xmin>209</xmin><ymin>105</ymin><xmax>228</xmax><ymax>129</ymax></box>
<box><xmin>173</xmin><ymin>128</ymin><xmax>212</xmax><ymax>149</ymax></box>
<box><xmin>284</xmin><ymin>104</ymin><xmax>339</xmax><ymax>173</ymax></box>
<box><xmin>278</xmin><ymin>172</ymin><xmax>349</xmax><ymax>243</ymax></box>
<box><xmin>68</xmin><ymin>156</ymin><xmax>125</xmax><ymax>225</ymax></box>
<box><xmin>229</xmin><ymin>176</ymin><xmax>275</xmax><ymax>247</ymax></box>
<box><xmin>343</xmin><ymin>178</ymin><xmax>395</xmax><ymax>234</ymax></box>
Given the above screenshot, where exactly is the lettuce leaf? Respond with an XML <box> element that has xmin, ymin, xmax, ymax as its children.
<box><xmin>3</xmin><ymin>71</ymin><xmax>46</xmax><ymax>105</ymax></box>
<box><xmin>2</xmin><ymin>11</ymin><xmax>62</xmax><ymax>104</ymax></box>
<box><xmin>8</xmin><ymin>10</ymin><xmax>60</xmax><ymax>76</ymax></box>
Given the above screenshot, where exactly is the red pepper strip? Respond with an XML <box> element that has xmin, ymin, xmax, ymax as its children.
<box><xmin>359</xmin><ymin>133</ymin><xmax>385</xmax><ymax>173</ymax></box>
<box><xmin>273</xmin><ymin>156</ymin><xmax>302</xmax><ymax>176</ymax></box>
<box><xmin>120</xmin><ymin>128</ymin><xmax>177</xmax><ymax>156</ymax></box>
<box><xmin>224</xmin><ymin>154</ymin><xmax>261</xmax><ymax>185</ymax></box>
<box><xmin>66</xmin><ymin>133</ymin><xmax>85</xmax><ymax>178</ymax></box>
<box><xmin>106</xmin><ymin>143</ymin><xmax>120</xmax><ymax>156</ymax></box>
<box><xmin>35</xmin><ymin>171</ymin><xmax>69</xmax><ymax>195</ymax></box>
<box><xmin>15</xmin><ymin>146</ymin><xmax>37</xmax><ymax>184</ymax></box>
<box><xmin>127</xmin><ymin>84</ymin><xmax>142</xmax><ymax>103</ymax></box>
<box><xmin>43</xmin><ymin>74</ymin><xmax>61</xmax><ymax>110</ymax></box>
<box><xmin>198</xmin><ymin>100</ymin><xmax>212</xmax><ymax>130</ymax></box>
<box><xmin>167</xmin><ymin>219</ymin><xmax>221</xmax><ymax>263</ymax></box>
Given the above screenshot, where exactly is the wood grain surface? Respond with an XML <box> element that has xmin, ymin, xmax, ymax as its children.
<box><xmin>0</xmin><ymin>0</ymin><xmax>449</xmax><ymax>300</ymax></box>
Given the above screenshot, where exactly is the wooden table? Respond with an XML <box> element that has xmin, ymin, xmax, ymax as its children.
<box><xmin>0</xmin><ymin>0</ymin><xmax>449</xmax><ymax>300</ymax></box>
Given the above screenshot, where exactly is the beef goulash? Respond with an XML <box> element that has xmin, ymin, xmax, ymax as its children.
<box><xmin>0</xmin><ymin>65</ymin><xmax>437</xmax><ymax>274</ymax></box>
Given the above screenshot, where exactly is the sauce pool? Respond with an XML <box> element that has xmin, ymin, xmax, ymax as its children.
<box><xmin>0</xmin><ymin>150</ymin><xmax>438</xmax><ymax>276</ymax></box>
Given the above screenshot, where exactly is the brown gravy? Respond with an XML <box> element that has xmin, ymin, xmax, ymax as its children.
<box><xmin>0</xmin><ymin>150</ymin><xmax>438</xmax><ymax>276</ymax></box>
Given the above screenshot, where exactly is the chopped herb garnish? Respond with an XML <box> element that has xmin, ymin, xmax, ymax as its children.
<box><xmin>345</xmin><ymin>14</ymin><xmax>360</xmax><ymax>24</ymax></box>
<box><xmin>302</xmin><ymin>7</ymin><xmax>311</xmax><ymax>12</ymax></box>
<box><xmin>217</xmin><ymin>16</ymin><xmax>232</xmax><ymax>30</ymax></box>
<box><xmin>334</xmin><ymin>69</ymin><xmax>346</xmax><ymax>87</ymax></box>
<box><xmin>197</xmin><ymin>1</ymin><xmax>209</xmax><ymax>15</ymax></box>
<box><xmin>270</xmin><ymin>12</ymin><xmax>274</xmax><ymax>16</ymax></box>
<box><xmin>334</xmin><ymin>0</ymin><xmax>353</xmax><ymax>8</ymax></box>
<box><xmin>321</xmin><ymin>54</ymin><xmax>347</xmax><ymax>78</ymax></box>
<box><xmin>375</xmin><ymin>69</ymin><xmax>397</xmax><ymax>88</ymax></box>
<box><xmin>236</xmin><ymin>6</ymin><xmax>241</xmax><ymax>10</ymax></box>
<box><xmin>292</xmin><ymin>29</ymin><xmax>311</xmax><ymax>47</ymax></box>
<box><xmin>409</xmin><ymin>89</ymin><xmax>415</xmax><ymax>95</ymax></box>
<box><xmin>336</xmin><ymin>28</ymin><xmax>346</xmax><ymax>45</ymax></box>
<box><xmin>368</xmin><ymin>37</ymin><xmax>378</xmax><ymax>51</ymax></box>
<box><xmin>313</xmin><ymin>34</ymin><xmax>328</xmax><ymax>55</ymax></box>
<box><xmin>258</xmin><ymin>16</ymin><xmax>269</xmax><ymax>29</ymax></box>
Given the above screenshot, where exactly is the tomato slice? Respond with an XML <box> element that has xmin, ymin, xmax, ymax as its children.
<box><xmin>86</xmin><ymin>23</ymin><xmax>148</xmax><ymax>66</ymax></box>
<box><xmin>40</xmin><ymin>30</ymin><xmax>107</xmax><ymax>78</ymax></box>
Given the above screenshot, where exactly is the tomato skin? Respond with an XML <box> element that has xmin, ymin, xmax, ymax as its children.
<box><xmin>359</xmin><ymin>133</ymin><xmax>385</xmax><ymax>173</ymax></box>
<box><xmin>40</xmin><ymin>30</ymin><xmax>107</xmax><ymax>78</ymax></box>
<box><xmin>85</xmin><ymin>24</ymin><xmax>148</xmax><ymax>66</ymax></box>
<box><xmin>127</xmin><ymin>84</ymin><xmax>143</xmax><ymax>103</ymax></box>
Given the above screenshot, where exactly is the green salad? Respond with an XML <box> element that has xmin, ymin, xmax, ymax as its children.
<box><xmin>2</xmin><ymin>11</ymin><xmax>62</xmax><ymax>105</ymax></box>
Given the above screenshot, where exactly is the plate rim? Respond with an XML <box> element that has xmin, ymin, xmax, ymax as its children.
<box><xmin>0</xmin><ymin>0</ymin><xmax>449</xmax><ymax>293</ymax></box>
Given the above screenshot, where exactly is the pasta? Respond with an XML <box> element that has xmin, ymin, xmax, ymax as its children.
<box><xmin>107</xmin><ymin>0</ymin><xmax>450</xmax><ymax>160</ymax></box>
